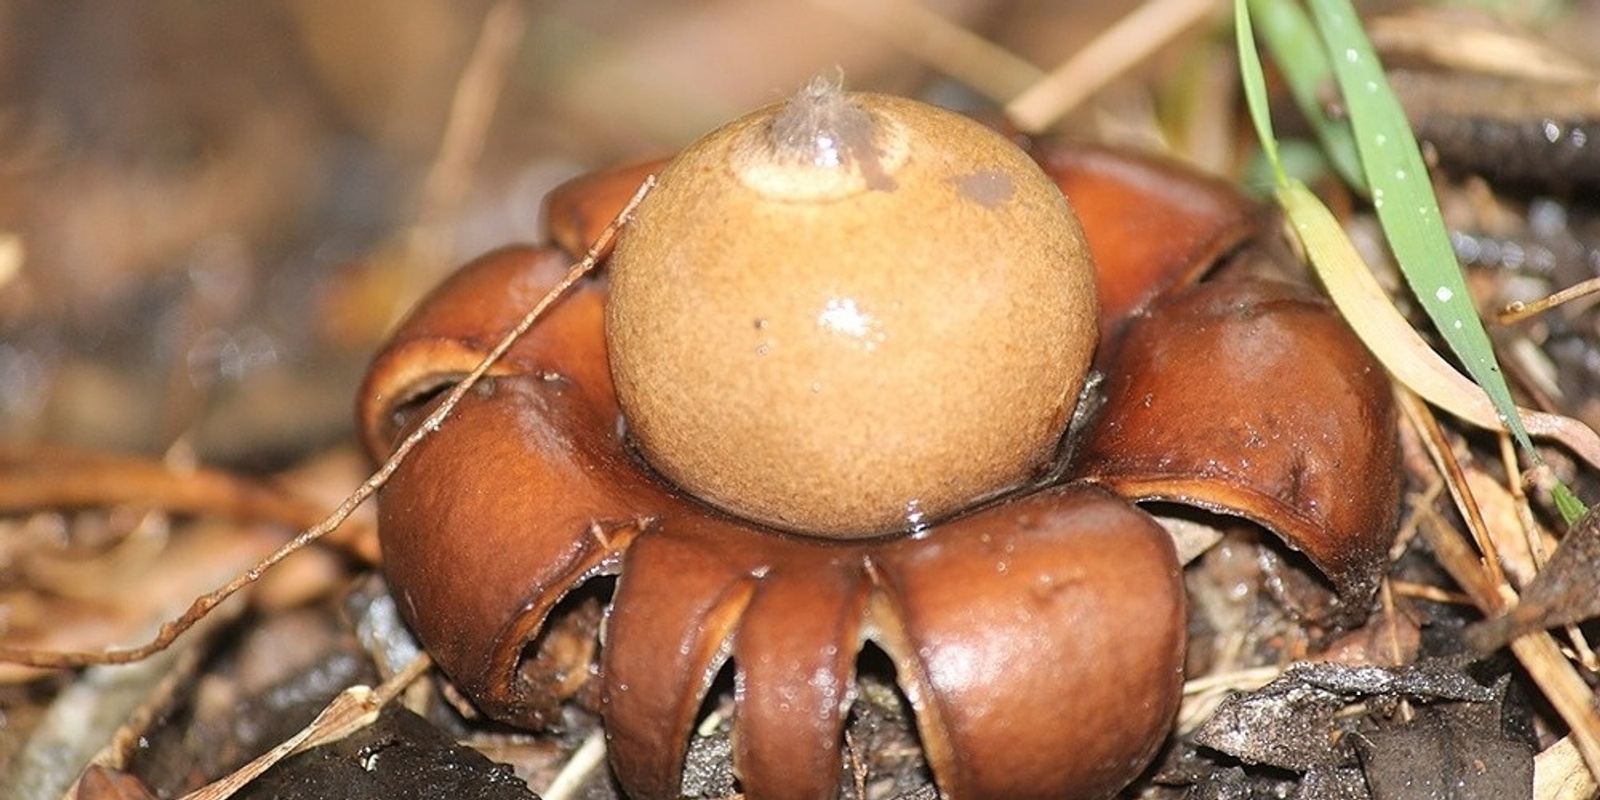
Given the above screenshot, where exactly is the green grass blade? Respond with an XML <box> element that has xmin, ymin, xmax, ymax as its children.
<box><xmin>1245</xmin><ymin>0</ymin><xmax>1366</xmax><ymax>192</ymax></box>
<box><xmin>1238</xmin><ymin>0</ymin><xmax>1586</xmax><ymax>522</ymax></box>
<box><xmin>1305</xmin><ymin>0</ymin><xmax>1539</xmax><ymax>455</ymax></box>
<box><xmin>1234</xmin><ymin>0</ymin><xmax>1283</xmax><ymax>186</ymax></box>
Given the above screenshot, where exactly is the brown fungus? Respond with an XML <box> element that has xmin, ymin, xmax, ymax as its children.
<box><xmin>359</xmin><ymin>90</ymin><xmax>1402</xmax><ymax>800</ymax></box>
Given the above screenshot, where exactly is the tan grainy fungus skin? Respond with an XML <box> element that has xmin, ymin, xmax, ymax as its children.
<box><xmin>607</xmin><ymin>87</ymin><xmax>1098</xmax><ymax>536</ymax></box>
<box><xmin>359</xmin><ymin>87</ymin><xmax>1403</xmax><ymax>800</ymax></box>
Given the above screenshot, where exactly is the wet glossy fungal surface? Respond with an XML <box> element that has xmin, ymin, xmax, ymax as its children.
<box><xmin>357</xmin><ymin>90</ymin><xmax>1402</xmax><ymax>799</ymax></box>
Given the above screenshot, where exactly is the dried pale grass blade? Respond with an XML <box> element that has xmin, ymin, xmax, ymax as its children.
<box><xmin>1368</xmin><ymin>13</ymin><xmax>1598</xmax><ymax>84</ymax></box>
<box><xmin>1537</xmin><ymin>735</ymin><xmax>1600</xmax><ymax>800</ymax></box>
<box><xmin>541</xmin><ymin>730</ymin><xmax>608</xmax><ymax>800</ymax></box>
<box><xmin>1177</xmin><ymin>666</ymin><xmax>1283</xmax><ymax>735</ymax></box>
<box><xmin>1277</xmin><ymin>182</ymin><xmax>1600</xmax><ymax>472</ymax></box>
<box><xmin>1509</xmin><ymin>633</ymin><xmax>1600</xmax><ymax>785</ymax></box>
<box><xmin>1005</xmin><ymin>0</ymin><xmax>1219</xmax><ymax>133</ymax></box>
<box><xmin>1308</xmin><ymin>0</ymin><xmax>1535</xmax><ymax>457</ymax></box>
<box><xmin>403</xmin><ymin>0</ymin><xmax>529</xmax><ymax>296</ymax></box>
<box><xmin>809</xmin><ymin>0</ymin><xmax>1045</xmax><ymax>102</ymax></box>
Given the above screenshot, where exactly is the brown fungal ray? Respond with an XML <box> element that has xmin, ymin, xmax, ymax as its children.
<box><xmin>869</xmin><ymin>484</ymin><xmax>1185</xmax><ymax>800</ymax></box>
<box><xmin>357</xmin><ymin>245</ymin><xmax>675</xmax><ymax>727</ymax></box>
<box><xmin>1076</xmin><ymin>277</ymin><xmax>1401</xmax><ymax>610</ymax></box>
<box><xmin>1029</xmin><ymin>143</ymin><xmax>1270</xmax><ymax>337</ymax></box>
<box><xmin>724</xmin><ymin>543</ymin><xmax>872</xmax><ymax>796</ymax></box>
<box><xmin>601</xmin><ymin>484</ymin><xmax>1184</xmax><ymax>800</ymax></box>
<box><xmin>359</xmin><ymin>250</ymin><xmax>1186</xmax><ymax>799</ymax></box>
<box><xmin>601</xmin><ymin>519</ymin><xmax>870</xmax><ymax>800</ymax></box>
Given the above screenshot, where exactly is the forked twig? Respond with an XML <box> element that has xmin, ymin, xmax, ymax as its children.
<box><xmin>177</xmin><ymin>653</ymin><xmax>433</xmax><ymax>800</ymax></box>
<box><xmin>0</xmin><ymin>176</ymin><xmax>656</xmax><ymax>670</ymax></box>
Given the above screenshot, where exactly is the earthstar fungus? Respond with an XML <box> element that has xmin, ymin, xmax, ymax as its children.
<box><xmin>358</xmin><ymin>86</ymin><xmax>1400</xmax><ymax>799</ymax></box>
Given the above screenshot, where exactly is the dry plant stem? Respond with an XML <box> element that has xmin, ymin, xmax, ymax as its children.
<box><xmin>1181</xmin><ymin>665</ymin><xmax>1284</xmax><ymax>695</ymax></box>
<box><xmin>0</xmin><ymin>177</ymin><xmax>655</xmax><ymax>671</ymax></box>
<box><xmin>1004</xmin><ymin>0</ymin><xmax>1219</xmax><ymax>133</ymax></box>
<box><xmin>405</xmin><ymin>0</ymin><xmax>530</xmax><ymax>288</ymax></box>
<box><xmin>1497</xmin><ymin>276</ymin><xmax>1600</xmax><ymax>325</ymax></box>
<box><xmin>177</xmin><ymin>653</ymin><xmax>433</xmax><ymax>800</ymax></box>
<box><xmin>1177</xmin><ymin>665</ymin><xmax>1282</xmax><ymax>736</ymax></box>
<box><xmin>810</xmin><ymin>0</ymin><xmax>1045</xmax><ymax>102</ymax></box>
<box><xmin>1537</xmin><ymin>735</ymin><xmax>1600</xmax><ymax>800</ymax></box>
<box><xmin>1380</xmin><ymin>578</ymin><xmax>1406</xmax><ymax>666</ymax></box>
<box><xmin>1390</xmin><ymin>478</ymin><xmax>1442</xmax><ymax>561</ymax></box>
<box><xmin>1397</xmin><ymin>388</ymin><xmax>1508</xmax><ymax>589</ymax></box>
<box><xmin>1497</xmin><ymin>432</ymin><xmax>1600</xmax><ymax>670</ymax></box>
<box><xmin>1387</xmin><ymin>579</ymin><xmax>1471</xmax><ymax>606</ymax></box>
<box><xmin>1499</xmin><ymin>433</ymin><xmax>1550</xmax><ymax>571</ymax></box>
<box><xmin>1402</xmin><ymin>396</ymin><xmax>1600</xmax><ymax>780</ymax></box>
<box><xmin>541</xmin><ymin>730</ymin><xmax>608</xmax><ymax>800</ymax></box>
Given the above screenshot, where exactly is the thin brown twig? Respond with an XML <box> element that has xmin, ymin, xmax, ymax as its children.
<box><xmin>1497</xmin><ymin>276</ymin><xmax>1600</xmax><ymax>325</ymax></box>
<box><xmin>1397</xmin><ymin>387</ymin><xmax>1508</xmax><ymax>589</ymax></box>
<box><xmin>0</xmin><ymin>176</ymin><xmax>655</xmax><ymax>670</ymax></box>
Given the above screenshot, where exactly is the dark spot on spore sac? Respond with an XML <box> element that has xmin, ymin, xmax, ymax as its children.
<box><xmin>952</xmin><ymin>169</ymin><xmax>1015</xmax><ymax>209</ymax></box>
